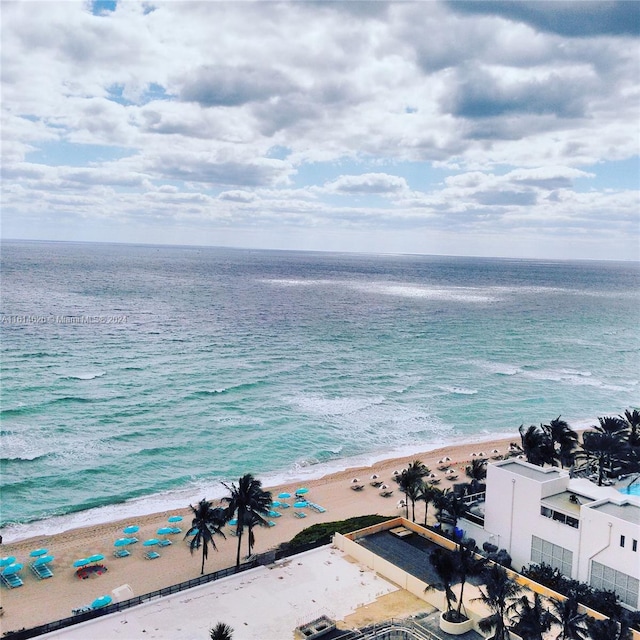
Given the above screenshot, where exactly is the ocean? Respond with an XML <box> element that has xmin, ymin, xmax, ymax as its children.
<box><xmin>1</xmin><ymin>240</ymin><xmax>638</xmax><ymax>542</ymax></box>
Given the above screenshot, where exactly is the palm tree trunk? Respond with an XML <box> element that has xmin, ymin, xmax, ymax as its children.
<box><xmin>201</xmin><ymin>549</ymin><xmax>206</xmax><ymax>575</ymax></box>
<box><xmin>423</xmin><ymin>502</ymin><xmax>428</xmax><ymax>527</ymax></box>
<box><xmin>236</xmin><ymin>530</ymin><xmax>243</xmax><ymax>569</ymax></box>
<box><xmin>411</xmin><ymin>499</ymin><xmax>416</xmax><ymax>522</ymax></box>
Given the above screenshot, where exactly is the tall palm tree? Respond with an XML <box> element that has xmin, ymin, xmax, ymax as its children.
<box><xmin>184</xmin><ymin>499</ymin><xmax>227</xmax><ymax>575</ymax></box>
<box><xmin>474</xmin><ymin>563</ymin><xmax>523</xmax><ymax>640</ymax></box>
<box><xmin>545</xmin><ymin>417</ymin><xmax>579</xmax><ymax>468</ymax></box>
<box><xmin>465</xmin><ymin>458</ymin><xmax>487</xmax><ymax>493</ymax></box>
<box><xmin>209</xmin><ymin>622</ymin><xmax>234</xmax><ymax>640</ymax></box>
<box><xmin>550</xmin><ymin>595</ymin><xmax>588</xmax><ymax>640</ymax></box>
<box><xmin>222</xmin><ymin>473</ymin><xmax>272</xmax><ymax>569</ymax></box>
<box><xmin>581</xmin><ymin>430</ymin><xmax>628</xmax><ymax>485</ymax></box>
<box><xmin>509</xmin><ymin>593</ymin><xmax>556</xmax><ymax>640</ymax></box>
<box><xmin>417</xmin><ymin>482</ymin><xmax>440</xmax><ymax>527</ymax></box>
<box><xmin>519</xmin><ymin>424</ymin><xmax>556</xmax><ymax>467</ymax></box>
<box><xmin>453</xmin><ymin>540</ymin><xmax>486</xmax><ymax>621</ymax></box>
<box><xmin>394</xmin><ymin>460</ymin><xmax>429</xmax><ymax>521</ymax></box>
<box><xmin>428</xmin><ymin>546</ymin><xmax>459</xmax><ymax>621</ymax></box>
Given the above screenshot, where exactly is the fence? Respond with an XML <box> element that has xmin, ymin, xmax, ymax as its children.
<box><xmin>2</xmin><ymin>558</ymin><xmax>260</xmax><ymax>640</ymax></box>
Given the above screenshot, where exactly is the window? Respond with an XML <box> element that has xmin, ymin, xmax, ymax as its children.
<box><xmin>591</xmin><ymin>561</ymin><xmax>639</xmax><ymax>607</ymax></box>
<box><xmin>540</xmin><ymin>506</ymin><xmax>579</xmax><ymax>528</ymax></box>
<box><xmin>531</xmin><ymin>535</ymin><xmax>573</xmax><ymax>576</ymax></box>
<box><xmin>620</xmin><ymin>535</ymin><xmax>625</xmax><ymax>547</ymax></box>
<box><xmin>633</xmin><ymin>539</ymin><xmax>637</xmax><ymax>552</ymax></box>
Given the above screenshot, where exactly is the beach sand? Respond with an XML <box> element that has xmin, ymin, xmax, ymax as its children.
<box><xmin>0</xmin><ymin>435</ymin><xmax>518</xmax><ymax>634</ymax></box>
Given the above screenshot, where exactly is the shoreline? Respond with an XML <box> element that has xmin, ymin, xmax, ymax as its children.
<box><xmin>0</xmin><ymin>428</ymin><xmax>524</xmax><ymax>545</ymax></box>
<box><xmin>0</xmin><ymin>434</ymin><xmax>522</xmax><ymax>634</ymax></box>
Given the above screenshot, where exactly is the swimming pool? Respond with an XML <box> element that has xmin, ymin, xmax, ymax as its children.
<box><xmin>619</xmin><ymin>483</ymin><xmax>640</xmax><ymax>497</ymax></box>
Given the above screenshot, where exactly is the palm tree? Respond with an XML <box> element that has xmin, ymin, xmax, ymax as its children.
<box><xmin>586</xmin><ymin>617</ymin><xmax>632</xmax><ymax>640</ymax></box>
<box><xmin>222</xmin><ymin>473</ymin><xmax>272</xmax><ymax>569</ymax></box>
<box><xmin>621</xmin><ymin>409</ymin><xmax>640</xmax><ymax>447</ymax></box>
<box><xmin>453</xmin><ymin>540</ymin><xmax>486</xmax><ymax>621</ymax></box>
<box><xmin>581</xmin><ymin>430</ymin><xmax>627</xmax><ymax>485</ymax></box>
<box><xmin>545</xmin><ymin>417</ymin><xmax>579</xmax><ymax>468</ymax></box>
<box><xmin>465</xmin><ymin>458</ymin><xmax>487</xmax><ymax>493</ymax></box>
<box><xmin>417</xmin><ymin>482</ymin><xmax>440</xmax><ymax>527</ymax></box>
<box><xmin>394</xmin><ymin>460</ymin><xmax>429</xmax><ymax>521</ymax></box>
<box><xmin>519</xmin><ymin>424</ymin><xmax>556</xmax><ymax>467</ymax></box>
<box><xmin>209</xmin><ymin>622</ymin><xmax>234</xmax><ymax>640</ymax></box>
<box><xmin>428</xmin><ymin>546</ymin><xmax>458</xmax><ymax>621</ymax></box>
<box><xmin>184</xmin><ymin>499</ymin><xmax>227</xmax><ymax>575</ymax></box>
<box><xmin>474</xmin><ymin>563</ymin><xmax>523</xmax><ymax>640</ymax></box>
<box><xmin>550</xmin><ymin>595</ymin><xmax>588</xmax><ymax>640</ymax></box>
<box><xmin>509</xmin><ymin>593</ymin><xmax>556</xmax><ymax>640</ymax></box>
<box><xmin>593</xmin><ymin>416</ymin><xmax>628</xmax><ymax>437</ymax></box>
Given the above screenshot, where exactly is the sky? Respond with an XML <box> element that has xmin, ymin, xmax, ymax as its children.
<box><xmin>1</xmin><ymin>0</ymin><xmax>639</xmax><ymax>260</ymax></box>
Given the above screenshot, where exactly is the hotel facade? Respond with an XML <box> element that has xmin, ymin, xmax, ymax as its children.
<box><xmin>459</xmin><ymin>458</ymin><xmax>640</xmax><ymax>609</ymax></box>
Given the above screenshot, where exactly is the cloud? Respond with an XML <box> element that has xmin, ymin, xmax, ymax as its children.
<box><xmin>448</xmin><ymin>1</ymin><xmax>640</xmax><ymax>37</ymax></box>
<box><xmin>180</xmin><ymin>65</ymin><xmax>295</xmax><ymax>107</ymax></box>
<box><xmin>324</xmin><ymin>173</ymin><xmax>410</xmax><ymax>195</ymax></box>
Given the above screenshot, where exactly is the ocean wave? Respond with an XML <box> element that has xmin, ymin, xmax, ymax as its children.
<box><xmin>470</xmin><ymin>360</ymin><xmax>522</xmax><ymax>376</ymax></box>
<box><xmin>441</xmin><ymin>386</ymin><xmax>478</xmax><ymax>396</ymax></box>
<box><xmin>352</xmin><ymin>282</ymin><xmax>500</xmax><ymax>303</ymax></box>
<box><xmin>189</xmin><ymin>380</ymin><xmax>265</xmax><ymax>397</ymax></box>
<box><xmin>60</xmin><ymin>371</ymin><xmax>106</xmax><ymax>380</ymax></box>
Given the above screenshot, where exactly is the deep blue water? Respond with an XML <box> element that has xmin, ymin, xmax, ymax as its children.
<box><xmin>1</xmin><ymin>240</ymin><xmax>638</xmax><ymax>541</ymax></box>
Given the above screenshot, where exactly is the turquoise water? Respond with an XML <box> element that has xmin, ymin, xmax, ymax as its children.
<box><xmin>1</xmin><ymin>241</ymin><xmax>638</xmax><ymax>541</ymax></box>
<box><xmin>620</xmin><ymin>484</ymin><xmax>640</xmax><ymax>497</ymax></box>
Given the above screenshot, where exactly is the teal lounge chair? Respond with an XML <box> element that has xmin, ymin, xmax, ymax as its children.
<box><xmin>294</xmin><ymin>511</ymin><xmax>307</xmax><ymax>519</ymax></box>
<box><xmin>1</xmin><ymin>573</ymin><xmax>23</xmax><ymax>588</ymax></box>
<box><xmin>30</xmin><ymin>563</ymin><xmax>53</xmax><ymax>579</ymax></box>
<box><xmin>158</xmin><ymin>539</ymin><xmax>172</xmax><ymax>547</ymax></box>
<box><xmin>113</xmin><ymin>549</ymin><xmax>131</xmax><ymax>558</ymax></box>
<box><xmin>144</xmin><ymin>551</ymin><xmax>161</xmax><ymax>560</ymax></box>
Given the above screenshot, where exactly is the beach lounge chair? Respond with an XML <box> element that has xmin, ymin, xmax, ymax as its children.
<box><xmin>144</xmin><ymin>551</ymin><xmax>161</xmax><ymax>560</ymax></box>
<box><xmin>309</xmin><ymin>502</ymin><xmax>326</xmax><ymax>513</ymax></box>
<box><xmin>350</xmin><ymin>484</ymin><xmax>364</xmax><ymax>491</ymax></box>
<box><xmin>294</xmin><ymin>511</ymin><xmax>307</xmax><ymax>519</ymax></box>
<box><xmin>267</xmin><ymin>520</ymin><xmax>276</xmax><ymax>527</ymax></box>
<box><xmin>72</xmin><ymin>605</ymin><xmax>92</xmax><ymax>615</ymax></box>
<box><xmin>169</xmin><ymin>527</ymin><xmax>182</xmax><ymax>534</ymax></box>
<box><xmin>1</xmin><ymin>573</ymin><xmax>23</xmax><ymax>588</ymax></box>
<box><xmin>279</xmin><ymin>502</ymin><xmax>290</xmax><ymax>508</ymax></box>
<box><xmin>113</xmin><ymin>549</ymin><xmax>131</xmax><ymax>558</ymax></box>
<box><xmin>158</xmin><ymin>539</ymin><xmax>172</xmax><ymax>547</ymax></box>
<box><xmin>370</xmin><ymin>480</ymin><xmax>383</xmax><ymax>487</ymax></box>
<box><xmin>30</xmin><ymin>563</ymin><xmax>53</xmax><ymax>579</ymax></box>
<box><xmin>379</xmin><ymin>490</ymin><xmax>394</xmax><ymax>497</ymax></box>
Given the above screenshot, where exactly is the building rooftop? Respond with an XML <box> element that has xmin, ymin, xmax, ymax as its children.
<box><xmin>497</xmin><ymin>460</ymin><xmax>564</xmax><ymax>482</ymax></box>
<box><xmin>589</xmin><ymin>501</ymin><xmax>640</xmax><ymax>525</ymax></box>
<box><xmin>541</xmin><ymin>491</ymin><xmax>586</xmax><ymax>516</ymax></box>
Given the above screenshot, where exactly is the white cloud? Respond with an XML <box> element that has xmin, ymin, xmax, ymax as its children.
<box><xmin>1</xmin><ymin>0</ymin><xmax>638</xmax><ymax>259</ymax></box>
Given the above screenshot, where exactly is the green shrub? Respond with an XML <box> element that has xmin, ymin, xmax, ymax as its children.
<box><xmin>284</xmin><ymin>515</ymin><xmax>393</xmax><ymax>551</ymax></box>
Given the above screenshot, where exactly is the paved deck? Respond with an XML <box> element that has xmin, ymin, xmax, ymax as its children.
<box><xmin>356</xmin><ymin>530</ymin><xmax>484</xmax><ymax>587</ymax></box>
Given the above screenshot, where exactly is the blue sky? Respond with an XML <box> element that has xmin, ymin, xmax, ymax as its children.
<box><xmin>2</xmin><ymin>1</ymin><xmax>639</xmax><ymax>260</ymax></box>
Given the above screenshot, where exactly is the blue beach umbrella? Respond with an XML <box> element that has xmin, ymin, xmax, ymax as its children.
<box><xmin>278</xmin><ymin>492</ymin><xmax>291</xmax><ymax>499</ymax></box>
<box><xmin>33</xmin><ymin>555</ymin><xmax>54</xmax><ymax>567</ymax></box>
<box><xmin>228</xmin><ymin>518</ymin><xmax>238</xmax><ymax>526</ymax></box>
<box><xmin>0</xmin><ymin>556</ymin><xmax>16</xmax><ymax>567</ymax></box>
<box><xmin>294</xmin><ymin>501</ymin><xmax>308</xmax><ymax>508</ymax></box>
<box><xmin>2</xmin><ymin>563</ymin><xmax>23</xmax><ymax>575</ymax></box>
<box><xmin>157</xmin><ymin>527</ymin><xmax>173</xmax><ymax>536</ymax></box>
<box><xmin>29</xmin><ymin>548</ymin><xmax>48</xmax><ymax>558</ymax></box>
<box><xmin>296</xmin><ymin>487</ymin><xmax>309</xmax><ymax>495</ymax></box>
<box><xmin>73</xmin><ymin>558</ymin><xmax>90</xmax><ymax>568</ymax></box>
<box><xmin>168</xmin><ymin>515</ymin><xmax>183</xmax><ymax>523</ymax></box>
<box><xmin>114</xmin><ymin>538</ymin><xmax>135</xmax><ymax>547</ymax></box>
<box><xmin>91</xmin><ymin>595</ymin><xmax>112</xmax><ymax>609</ymax></box>
<box><xmin>87</xmin><ymin>554</ymin><xmax>104</xmax><ymax>563</ymax></box>
<box><xmin>123</xmin><ymin>525</ymin><xmax>139</xmax><ymax>534</ymax></box>
<box><xmin>272</xmin><ymin>500</ymin><xmax>281</xmax><ymax>507</ymax></box>
<box><xmin>143</xmin><ymin>538</ymin><xmax>160</xmax><ymax>547</ymax></box>
<box><xmin>268</xmin><ymin>510</ymin><xmax>279</xmax><ymax>517</ymax></box>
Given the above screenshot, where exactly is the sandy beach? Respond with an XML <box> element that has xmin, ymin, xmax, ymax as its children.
<box><xmin>0</xmin><ymin>435</ymin><xmax>519</xmax><ymax>634</ymax></box>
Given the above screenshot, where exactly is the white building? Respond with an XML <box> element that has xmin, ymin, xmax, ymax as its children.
<box><xmin>459</xmin><ymin>458</ymin><xmax>640</xmax><ymax>609</ymax></box>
